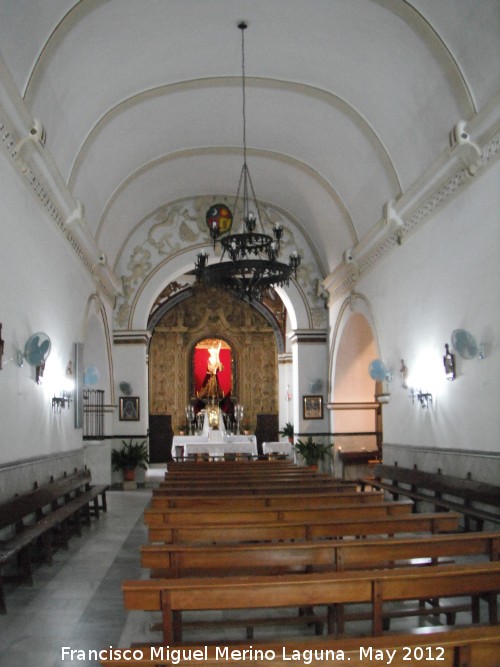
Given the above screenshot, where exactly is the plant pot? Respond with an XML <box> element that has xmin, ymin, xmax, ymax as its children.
<box><xmin>123</xmin><ymin>469</ymin><xmax>136</xmax><ymax>482</ymax></box>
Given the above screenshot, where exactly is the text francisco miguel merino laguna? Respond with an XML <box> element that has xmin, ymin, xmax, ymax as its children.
<box><xmin>62</xmin><ymin>644</ymin><xmax>444</xmax><ymax>664</ymax></box>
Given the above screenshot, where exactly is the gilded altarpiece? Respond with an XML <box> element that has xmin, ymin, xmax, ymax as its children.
<box><xmin>149</xmin><ymin>287</ymin><xmax>278</xmax><ymax>431</ymax></box>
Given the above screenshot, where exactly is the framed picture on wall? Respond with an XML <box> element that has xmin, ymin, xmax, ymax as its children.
<box><xmin>303</xmin><ymin>395</ymin><xmax>323</xmax><ymax>420</ymax></box>
<box><xmin>119</xmin><ymin>396</ymin><xmax>140</xmax><ymax>421</ymax></box>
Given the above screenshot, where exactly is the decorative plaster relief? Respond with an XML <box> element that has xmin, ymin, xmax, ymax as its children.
<box><xmin>113</xmin><ymin>195</ymin><xmax>326</xmax><ymax>329</ymax></box>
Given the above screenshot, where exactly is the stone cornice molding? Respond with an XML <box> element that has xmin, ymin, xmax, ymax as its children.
<box><xmin>289</xmin><ymin>329</ymin><xmax>328</xmax><ymax>345</ymax></box>
<box><xmin>323</xmin><ymin>102</ymin><xmax>500</xmax><ymax>304</ymax></box>
<box><xmin>113</xmin><ymin>330</ymin><xmax>151</xmax><ymax>346</ymax></box>
<box><xmin>0</xmin><ymin>58</ymin><xmax>121</xmax><ymax>303</ymax></box>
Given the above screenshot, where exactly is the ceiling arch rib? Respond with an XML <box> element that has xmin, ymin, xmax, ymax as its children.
<box><xmin>20</xmin><ymin>0</ymin><xmax>476</xmax><ymax>175</ymax></box>
<box><xmin>69</xmin><ymin>79</ymin><xmax>400</xmax><ymax>261</ymax></box>
<box><xmin>69</xmin><ymin>78</ymin><xmax>400</xmax><ymax>203</ymax></box>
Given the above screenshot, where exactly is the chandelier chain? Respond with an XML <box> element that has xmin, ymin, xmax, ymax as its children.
<box><xmin>191</xmin><ymin>21</ymin><xmax>302</xmax><ymax>301</ymax></box>
<box><xmin>241</xmin><ymin>22</ymin><xmax>247</xmax><ymax>171</ymax></box>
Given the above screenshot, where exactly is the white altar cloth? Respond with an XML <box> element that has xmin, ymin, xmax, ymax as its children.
<box><xmin>262</xmin><ymin>441</ymin><xmax>294</xmax><ymax>458</ymax></box>
<box><xmin>172</xmin><ymin>434</ymin><xmax>258</xmax><ymax>459</ymax></box>
<box><xmin>171</xmin><ymin>408</ymin><xmax>257</xmax><ymax>459</ymax></box>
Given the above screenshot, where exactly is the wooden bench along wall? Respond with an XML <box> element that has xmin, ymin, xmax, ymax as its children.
<box><xmin>151</xmin><ymin>489</ymin><xmax>383</xmax><ymax>509</ymax></box>
<box><xmin>361</xmin><ymin>463</ymin><xmax>500</xmax><ymax>530</ymax></box>
<box><xmin>141</xmin><ymin>530</ymin><xmax>500</xmax><ymax>578</ymax></box>
<box><xmin>147</xmin><ymin>511</ymin><xmax>460</xmax><ymax>543</ymax></box>
<box><xmin>100</xmin><ymin>625</ymin><xmax>500</xmax><ymax>667</ymax></box>
<box><xmin>0</xmin><ymin>467</ymin><xmax>108</xmax><ymax>613</ymax></box>
<box><xmin>122</xmin><ymin>560</ymin><xmax>500</xmax><ymax>644</ymax></box>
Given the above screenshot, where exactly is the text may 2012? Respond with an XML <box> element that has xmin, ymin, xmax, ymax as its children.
<box><xmin>63</xmin><ymin>644</ymin><xmax>446</xmax><ymax>664</ymax></box>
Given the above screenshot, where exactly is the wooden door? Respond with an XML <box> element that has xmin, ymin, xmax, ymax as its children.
<box><xmin>149</xmin><ymin>414</ymin><xmax>173</xmax><ymax>463</ymax></box>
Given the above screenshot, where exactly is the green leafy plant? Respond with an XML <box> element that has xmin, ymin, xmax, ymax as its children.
<box><xmin>293</xmin><ymin>436</ymin><xmax>333</xmax><ymax>467</ymax></box>
<box><xmin>279</xmin><ymin>422</ymin><xmax>294</xmax><ymax>440</ymax></box>
<box><xmin>111</xmin><ymin>439</ymin><xmax>149</xmax><ymax>472</ymax></box>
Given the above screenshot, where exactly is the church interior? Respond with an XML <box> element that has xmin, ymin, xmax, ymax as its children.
<box><xmin>0</xmin><ymin>1</ymin><xmax>499</xmax><ymax>665</ymax></box>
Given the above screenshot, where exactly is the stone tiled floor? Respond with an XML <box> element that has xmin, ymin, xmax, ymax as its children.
<box><xmin>0</xmin><ymin>490</ymin><xmax>151</xmax><ymax>667</ymax></box>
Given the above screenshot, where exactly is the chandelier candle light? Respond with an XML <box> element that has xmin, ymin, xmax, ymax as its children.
<box><xmin>193</xmin><ymin>22</ymin><xmax>301</xmax><ymax>301</ymax></box>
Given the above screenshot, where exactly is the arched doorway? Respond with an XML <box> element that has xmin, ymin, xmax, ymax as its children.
<box><xmin>331</xmin><ymin>310</ymin><xmax>383</xmax><ymax>479</ymax></box>
<box><xmin>148</xmin><ymin>286</ymin><xmax>280</xmax><ymax>461</ymax></box>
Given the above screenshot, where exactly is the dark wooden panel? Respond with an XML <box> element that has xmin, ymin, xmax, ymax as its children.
<box><xmin>149</xmin><ymin>414</ymin><xmax>173</xmax><ymax>463</ymax></box>
<box><xmin>255</xmin><ymin>413</ymin><xmax>279</xmax><ymax>456</ymax></box>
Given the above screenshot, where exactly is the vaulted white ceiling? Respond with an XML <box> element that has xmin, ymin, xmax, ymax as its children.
<box><xmin>1</xmin><ymin>0</ymin><xmax>498</xmax><ymax>279</ymax></box>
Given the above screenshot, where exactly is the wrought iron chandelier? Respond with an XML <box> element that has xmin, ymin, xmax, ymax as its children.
<box><xmin>192</xmin><ymin>21</ymin><xmax>301</xmax><ymax>301</ymax></box>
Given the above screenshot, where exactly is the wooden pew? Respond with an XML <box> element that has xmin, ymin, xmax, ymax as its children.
<box><xmin>151</xmin><ymin>489</ymin><xmax>384</xmax><ymax>510</ymax></box>
<box><xmin>164</xmin><ymin>466</ymin><xmax>327</xmax><ymax>479</ymax></box>
<box><xmin>164</xmin><ymin>467</ymin><xmax>337</xmax><ymax>477</ymax></box>
<box><xmin>144</xmin><ymin>499</ymin><xmax>413</xmax><ymax>530</ymax></box>
<box><xmin>100</xmin><ymin>625</ymin><xmax>500</xmax><ymax>667</ymax></box>
<box><xmin>147</xmin><ymin>511</ymin><xmax>460</xmax><ymax>545</ymax></box>
<box><xmin>156</xmin><ymin>481</ymin><xmax>355</xmax><ymax>495</ymax></box>
<box><xmin>122</xmin><ymin>560</ymin><xmax>500</xmax><ymax>643</ymax></box>
<box><xmin>361</xmin><ymin>463</ymin><xmax>500</xmax><ymax>530</ymax></box>
<box><xmin>141</xmin><ymin>530</ymin><xmax>500</xmax><ymax>578</ymax></box>
<box><xmin>0</xmin><ymin>467</ymin><xmax>108</xmax><ymax>613</ymax></box>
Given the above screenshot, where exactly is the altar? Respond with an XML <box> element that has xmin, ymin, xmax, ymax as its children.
<box><xmin>171</xmin><ymin>408</ymin><xmax>258</xmax><ymax>460</ymax></box>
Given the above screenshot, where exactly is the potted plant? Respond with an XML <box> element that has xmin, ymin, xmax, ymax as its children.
<box><xmin>293</xmin><ymin>436</ymin><xmax>333</xmax><ymax>469</ymax></box>
<box><xmin>111</xmin><ymin>439</ymin><xmax>149</xmax><ymax>481</ymax></box>
<box><xmin>279</xmin><ymin>422</ymin><xmax>294</xmax><ymax>443</ymax></box>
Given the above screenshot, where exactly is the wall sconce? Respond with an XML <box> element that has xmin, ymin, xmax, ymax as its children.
<box><xmin>443</xmin><ymin>343</ymin><xmax>456</xmax><ymax>381</ymax></box>
<box><xmin>400</xmin><ymin>359</ymin><xmax>408</xmax><ymax>389</ymax></box>
<box><xmin>410</xmin><ymin>388</ymin><xmax>433</xmax><ymax>409</ymax></box>
<box><xmin>52</xmin><ymin>361</ymin><xmax>74</xmax><ymax>412</ymax></box>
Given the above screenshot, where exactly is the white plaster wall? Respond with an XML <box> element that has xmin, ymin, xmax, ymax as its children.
<box><xmin>0</xmin><ymin>157</ymin><xmax>95</xmax><ymax>466</ymax></box>
<box><xmin>291</xmin><ymin>336</ymin><xmax>329</xmax><ymax>439</ymax></box>
<box><xmin>354</xmin><ymin>161</ymin><xmax>500</xmax><ymax>453</ymax></box>
<box><xmin>83</xmin><ymin>440</ymin><xmax>111</xmax><ymax>487</ymax></box>
<box><xmin>112</xmin><ymin>342</ymin><xmax>149</xmax><ymax>438</ymax></box>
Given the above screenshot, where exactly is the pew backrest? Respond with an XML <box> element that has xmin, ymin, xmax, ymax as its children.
<box><xmin>144</xmin><ymin>499</ymin><xmax>413</xmax><ymax>527</ymax></box>
<box><xmin>151</xmin><ymin>489</ymin><xmax>384</xmax><ymax>509</ymax></box>
<box><xmin>147</xmin><ymin>511</ymin><xmax>460</xmax><ymax>544</ymax></box>
<box><xmin>123</xmin><ymin>560</ymin><xmax>500</xmax><ymax>642</ymax></box>
<box><xmin>141</xmin><ymin>530</ymin><xmax>500</xmax><ymax>577</ymax></box>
